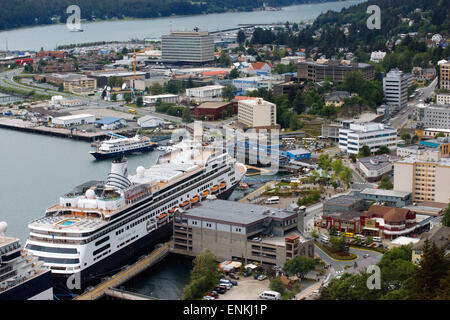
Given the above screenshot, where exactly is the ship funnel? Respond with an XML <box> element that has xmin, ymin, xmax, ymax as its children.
<box><xmin>106</xmin><ymin>157</ymin><xmax>132</xmax><ymax>190</ymax></box>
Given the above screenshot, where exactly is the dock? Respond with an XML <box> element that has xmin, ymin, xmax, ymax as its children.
<box><xmin>0</xmin><ymin>118</ymin><xmax>108</xmax><ymax>142</ymax></box>
<box><xmin>74</xmin><ymin>241</ymin><xmax>172</xmax><ymax>300</ymax></box>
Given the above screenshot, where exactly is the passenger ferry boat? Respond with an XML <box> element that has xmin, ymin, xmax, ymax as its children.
<box><xmin>25</xmin><ymin>140</ymin><xmax>246</xmax><ymax>294</ymax></box>
<box><xmin>0</xmin><ymin>222</ymin><xmax>53</xmax><ymax>300</ymax></box>
<box><xmin>90</xmin><ymin>132</ymin><xmax>157</xmax><ymax>160</ymax></box>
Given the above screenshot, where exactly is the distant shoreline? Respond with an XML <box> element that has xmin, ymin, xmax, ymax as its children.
<box><xmin>0</xmin><ymin>0</ymin><xmax>357</xmax><ymax>34</ymax></box>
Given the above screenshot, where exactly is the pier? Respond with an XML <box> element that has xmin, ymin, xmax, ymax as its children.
<box><xmin>0</xmin><ymin>118</ymin><xmax>108</xmax><ymax>142</ymax></box>
<box><xmin>74</xmin><ymin>241</ymin><xmax>172</xmax><ymax>300</ymax></box>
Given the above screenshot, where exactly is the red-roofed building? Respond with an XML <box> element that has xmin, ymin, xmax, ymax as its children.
<box><xmin>233</xmin><ymin>96</ymin><xmax>258</xmax><ymax>101</ymax></box>
<box><xmin>360</xmin><ymin>205</ymin><xmax>418</xmax><ymax>240</ymax></box>
<box><xmin>201</xmin><ymin>70</ymin><xmax>230</xmax><ymax>79</ymax></box>
<box><xmin>245</xmin><ymin>62</ymin><xmax>272</xmax><ymax>75</ymax></box>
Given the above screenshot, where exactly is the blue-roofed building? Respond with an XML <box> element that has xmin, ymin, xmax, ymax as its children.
<box><xmin>419</xmin><ymin>137</ymin><xmax>450</xmax><ymax>157</ymax></box>
<box><xmin>95</xmin><ymin>117</ymin><xmax>126</xmax><ymax>130</ymax></box>
<box><xmin>283</xmin><ymin>148</ymin><xmax>311</xmax><ymax>161</ymax></box>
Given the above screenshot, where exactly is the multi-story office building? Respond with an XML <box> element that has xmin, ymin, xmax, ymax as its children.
<box><xmin>394</xmin><ymin>149</ymin><xmax>450</xmax><ymax>203</ymax></box>
<box><xmin>338</xmin><ymin>121</ymin><xmax>397</xmax><ymax>155</ymax></box>
<box><xmin>438</xmin><ymin>60</ymin><xmax>450</xmax><ymax>90</ymax></box>
<box><xmin>416</xmin><ymin>104</ymin><xmax>450</xmax><ymax>129</ymax></box>
<box><xmin>161</xmin><ymin>30</ymin><xmax>214</xmax><ymax>64</ymax></box>
<box><xmin>356</xmin><ymin>154</ymin><xmax>401</xmax><ymax>182</ymax></box>
<box><xmin>238</xmin><ymin>98</ymin><xmax>277</xmax><ymax>129</ymax></box>
<box><xmin>297</xmin><ymin>59</ymin><xmax>374</xmax><ymax>83</ymax></box>
<box><xmin>172</xmin><ymin>199</ymin><xmax>314</xmax><ymax>267</ymax></box>
<box><xmin>383</xmin><ymin>68</ymin><xmax>413</xmax><ymax>110</ymax></box>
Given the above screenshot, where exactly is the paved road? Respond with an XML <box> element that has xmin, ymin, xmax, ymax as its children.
<box><xmin>390</xmin><ymin>77</ymin><xmax>437</xmax><ymax>130</ymax></box>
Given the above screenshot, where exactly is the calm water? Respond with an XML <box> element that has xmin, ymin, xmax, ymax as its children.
<box><xmin>0</xmin><ymin>128</ymin><xmax>162</xmax><ymax>242</ymax></box>
<box><xmin>0</xmin><ymin>0</ymin><xmax>365</xmax><ymax>51</ymax></box>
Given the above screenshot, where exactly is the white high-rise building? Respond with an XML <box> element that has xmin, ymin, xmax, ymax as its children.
<box><xmin>383</xmin><ymin>68</ymin><xmax>413</xmax><ymax>110</ymax></box>
<box><xmin>338</xmin><ymin>121</ymin><xmax>397</xmax><ymax>155</ymax></box>
<box><xmin>161</xmin><ymin>30</ymin><xmax>214</xmax><ymax>64</ymax></box>
<box><xmin>238</xmin><ymin>98</ymin><xmax>276</xmax><ymax>128</ymax></box>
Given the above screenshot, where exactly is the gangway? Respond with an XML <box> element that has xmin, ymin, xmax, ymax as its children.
<box><xmin>106</xmin><ymin>131</ymin><xmax>128</xmax><ymax>139</ymax></box>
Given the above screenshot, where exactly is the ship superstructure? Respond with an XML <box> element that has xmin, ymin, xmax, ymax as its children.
<box><xmin>26</xmin><ymin>140</ymin><xmax>246</xmax><ymax>293</ymax></box>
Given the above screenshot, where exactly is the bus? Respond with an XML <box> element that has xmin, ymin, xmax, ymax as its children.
<box><xmin>265</xmin><ymin>196</ymin><xmax>279</xmax><ymax>204</ymax></box>
<box><xmin>344</xmin><ymin>232</ymin><xmax>354</xmax><ymax>238</ymax></box>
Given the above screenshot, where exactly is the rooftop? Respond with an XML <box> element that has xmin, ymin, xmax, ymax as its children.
<box><xmin>181</xmin><ymin>199</ymin><xmax>299</xmax><ymax>227</ymax></box>
<box><xmin>412</xmin><ymin>226</ymin><xmax>450</xmax><ymax>251</ymax></box>
<box><xmin>324</xmin><ymin>194</ymin><xmax>362</xmax><ymax>207</ymax></box>
<box><xmin>360</xmin><ymin>188</ymin><xmax>411</xmax><ymax>198</ymax></box>
<box><xmin>357</xmin><ymin>154</ymin><xmax>401</xmax><ymax>170</ymax></box>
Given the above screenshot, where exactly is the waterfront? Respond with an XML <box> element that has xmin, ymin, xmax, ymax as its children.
<box><xmin>0</xmin><ymin>0</ymin><xmax>365</xmax><ymax>51</ymax></box>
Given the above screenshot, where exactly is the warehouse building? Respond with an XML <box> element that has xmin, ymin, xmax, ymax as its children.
<box><xmin>52</xmin><ymin>114</ymin><xmax>96</xmax><ymax>127</ymax></box>
<box><xmin>172</xmin><ymin>199</ymin><xmax>314</xmax><ymax>267</ymax></box>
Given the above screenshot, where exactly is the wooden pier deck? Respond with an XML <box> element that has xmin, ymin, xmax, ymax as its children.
<box><xmin>74</xmin><ymin>241</ymin><xmax>172</xmax><ymax>300</ymax></box>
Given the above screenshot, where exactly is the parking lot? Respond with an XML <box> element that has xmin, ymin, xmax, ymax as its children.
<box><xmin>215</xmin><ymin>277</ymin><xmax>270</xmax><ymax>300</ymax></box>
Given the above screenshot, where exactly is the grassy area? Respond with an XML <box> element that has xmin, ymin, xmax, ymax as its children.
<box><xmin>350</xmin><ymin>244</ymin><xmax>387</xmax><ymax>254</ymax></box>
<box><xmin>0</xmin><ymin>84</ymin><xmax>51</xmax><ymax>101</ymax></box>
<box><xmin>315</xmin><ymin>241</ymin><xmax>358</xmax><ymax>261</ymax></box>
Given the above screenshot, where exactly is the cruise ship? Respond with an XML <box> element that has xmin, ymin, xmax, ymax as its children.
<box><xmin>90</xmin><ymin>132</ymin><xmax>157</xmax><ymax>160</ymax></box>
<box><xmin>25</xmin><ymin>140</ymin><xmax>246</xmax><ymax>294</ymax></box>
<box><xmin>0</xmin><ymin>222</ymin><xmax>53</xmax><ymax>300</ymax></box>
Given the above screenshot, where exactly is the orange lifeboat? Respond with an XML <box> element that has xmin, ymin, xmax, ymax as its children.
<box><xmin>157</xmin><ymin>213</ymin><xmax>168</xmax><ymax>220</ymax></box>
<box><xmin>180</xmin><ymin>200</ymin><xmax>190</xmax><ymax>208</ymax></box>
<box><xmin>201</xmin><ymin>190</ymin><xmax>209</xmax><ymax>198</ymax></box>
<box><xmin>211</xmin><ymin>185</ymin><xmax>219</xmax><ymax>193</ymax></box>
<box><xmin>191</xmin><ymin>196</ymin><xmax>200</xmax><ymax>204</ymax></box>
<box><xmin>220</xmin><ymin>181</ymin><xmax>226</xmax><ymax>189</ymax></box>
<box><xmin>169</xmin><ymin>207</ymin><xmax>178</xmax><ymax>214</ymax></box>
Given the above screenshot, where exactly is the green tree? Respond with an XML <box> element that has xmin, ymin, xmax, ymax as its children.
<box><xmin>379</xmin><ymin>175</ymin><xmax>393</xmax><ymax>190</ymax></box>
<box><xmin>376</xmin><ymin>145</ymin><xmax>391</xmax><ymax>155</ymax></box>
<box><xmin>222</xmin><ymin>84</ymin><xmax>237</xmax><ymax>101</ymax></box>
<box><xmin>237</xmin><ymin>30</ymin><xmax>246</xmax><ymax>45</ymax></box>
<box><xmin>219</xmin><ymin>51</ymin><xmax>232</xmax><ymax>67</ymax></box>
<box><xmin>283</xmin><ymin>255</ymin><xmax>316</xmax><ymax>278</ymax></box>
<box><xmin>136</xmin><ymin>96</ymin><xmax>143</xmax><ymax>107</ymax></box>
<box><xmin>149</xmin><ymin>82</ymin><xmax>164</xmax><ymax>95</ymax></box>
<box><xmin>229</xmin><ymin>68</ymin><xmax>240</xmax><ymax>79</ymax></box>
<box><xmin>442</xmin><ymin>204</ymin><xmax>450</xmax><ymax>227</ymax></box>
<box><xmin>182</xmin><ymin>107</ymin><xmax>192</xmax><ymax>123</ymax></box>
<box><xmin>111</xmin><ymin>94</ymin><xmax>117</xmax><ymax>102</ymax></box>
<box><xmin>269</xmin><ymin>277</ymin><xmax>286</xmax><ymax>295</ymax></box>
<box><xmin>183</xmin><ymin>249</ymin><xmax>220</xmax><ymax>300</ymax></box>
<box><xmin>357</xmin><ymin>145</ymin><xmax>371</xmax><ymax>158</ymax></box>
<box><xmin>124</xmin><ymin>92</ymin><xmax>132</xmax><ymax>103</ymax></box>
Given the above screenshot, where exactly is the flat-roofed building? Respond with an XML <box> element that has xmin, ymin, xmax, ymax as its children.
<box><xmin>162</xmin><ymin>30</ymin><xmax>214</xmax><ymax>64</ymax></box>
<box><xmin>358</xmin><ymin>188</ymin><xmax>412</xmax><ymax>207</ymax></box>
<box><xmin>416</xmin><ymin>104</ymin><xmax>450</xmax><ymax>129</ymax></box>
<box><xmin>394</xmin><ymin>149</ymin><xmax>450</xmax><ymax>203</ymax></box>
<box><xmin>437</xmin><ymin>93</ymin><xmax>450</xmax><ymax>105</ymax></box>
<box><xmin>238</xmin><ymin>98</ymin><xmax>277</xmax><ymax>129</ymax></box>
<box><xmin>323</xmin><ymin>195</ymin><xmax>365</xmax><ymax>216</ymax></box>
<box><xmin>419</xmin><ymin>136</ymin><xmax>450</xmax><ymax>157</ymax></box>
<box><xmin>192</xmin><ymin>101</ymin><xmax>237</xmax><ymax>120</ymax></box>
<box><xmin>438</xmin><ymin>60</ymin><xmax>450</xmax><ymax>90</ymax></box>
<box><xmin>143</xmin><ymin>94</ymin><xmax>180</xmax><ymax>105</ymax></box>
<box><xmin>185</xmin><ymin>85</ymin><xmax>224</xmax><ymax>102</ymax></box>
<box><xmin>383</xmin><ymin>68</ymin><xmax>413</xmax><ymax>110</ymax></box>
<box><xmin>338</xmin><ymin>121</ymin><xmax>397</xmax><ymax>155</ymax></box>
<box><xmin>356</xmin><ymin>154</ymin><xmax>401</xmax><ymax>182</ymax></box>
<box><xmin>52</xmin><ymin>113</ymin><xmax>96</xmax><ymax>127</ymax></box>
<box><xmin>172</xmin><ymin>199</ymin><xmax>314</xmax><ymax>267</ymax></box>
<box><xmin>297</xmin><ymin>59</ymin><xmax>374</xmax><ymax>83</ymax></box>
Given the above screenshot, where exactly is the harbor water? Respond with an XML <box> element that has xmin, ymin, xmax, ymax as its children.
<box><xmin>0</xmin><ymin>128</ymin><xmax>271</xmax><ymax>299</ymax></box>
<box><xmin>0</xmin><ymin>0</ymin><xmax>365</xmax><ymax>51</ymax></box>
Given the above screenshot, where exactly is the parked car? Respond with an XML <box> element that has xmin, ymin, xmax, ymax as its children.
<box><xmin>229</xmin><ymin>280</ymin><xmax>238</xmax><ymax>286</ymax></box>
<box><xmin>253</xmin><ymin>273</ymin><xmax>260</xmax><ymax>280</ymax></box>
<box><xmin>363</xmin><ymin>254</ymin><xmax>370</xmax><ymax>259</ymax></box>
<box><xmin>214</xmin><ymin>286</ymin><xmax>226</xmax><ymax>294</ymax></box>
<box><xmin>208</xmin><ymin>291</ymin><xmax>219</xmax><ymax>298</ymax></box>
<box><xmin>229</xmin><ymin>273</ymin><xmax>240</xmax><ymax>280</ymax></box>
<box><xmin>258</xmin><ymin>275</ymin><xmax>267</xmax><ymax>281</ymax></box>
<box><xmin>203</xmin><ymin>296</ymin><xmax>215</xmax><ymax>300</ymax></box>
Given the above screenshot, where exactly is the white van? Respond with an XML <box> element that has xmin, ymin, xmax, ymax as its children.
<box><xmin>373</xmin><ymin>236</ymin><xmax>382</xmax><ymax>243</ymax></box>
<box><xmin>259</xmin><ymin>290</ymin><xmax>281</xmax><ymax>300</ymax></box>
<box><xmin>265</xmin><ymin>196</ymin><xmax>279</xmax><ymax>204</ymax></box>
<box><xmin>320</xmin><ymin>234</ymin><xmax>329</xmax><ymax>244</ymax></box>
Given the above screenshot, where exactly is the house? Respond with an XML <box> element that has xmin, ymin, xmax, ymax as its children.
<box><xmin>284</xmin><ymin>148</ymin><xmax>311</xmax><ymax>161</ymax></box>
<box><xmin>244</xmin><ymin>62</ymin><xmax>273</xmax><ymax>76</ymax></box>
<box><xmin>137</xmin><ymin>115</ymin><xmax>165</xmax><ymax>128</ymax></box>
